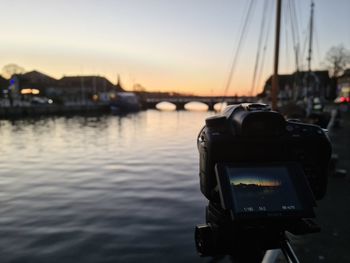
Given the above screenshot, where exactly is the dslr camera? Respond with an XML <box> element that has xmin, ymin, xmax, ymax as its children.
<box><xmin>195</xmin><ymin>103</ymin><xmax>332</xmax><ymax>262</ymax></box>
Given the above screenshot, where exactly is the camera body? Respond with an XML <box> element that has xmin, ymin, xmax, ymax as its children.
<box><xmin>198</xmin><ymin>103</ymin><xmax>331</xmax><ymax>202</ymax></box>
<box><xmin>195</xmin><ymin>103</ymin><xmax>332</xmax><ymax>257</ymax></box>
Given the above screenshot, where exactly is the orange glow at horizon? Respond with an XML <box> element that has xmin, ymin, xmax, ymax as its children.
<box><xmin>4</xmin><ymin>61</ymin><xmax>263</xmax><ymax>96</ymax></box>
<box><xmin>231</xmin><ymin>178</ymin><xmax>281</xmax><ymax>187</ymax></box>
<box><xmin>257</xmin><ymin>181</ymin><xmax>281</xmax><ymax>187</ymax></box>
<box><xmin>1</xmin><ymin>1</ymin><xmax>349</xmax><ymax>98</ymax></box>
<box><xmin>0</xmin><ymin>42</ymin><xmax>266</xmax><ymax>97</ymax></box>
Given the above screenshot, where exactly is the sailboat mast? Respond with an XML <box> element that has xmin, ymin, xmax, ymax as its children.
<box><xmin>271</xmin><ymin>0</ymin><xmax>282</xmax><ymax>111</ymax></box>
<box><xmin>307</xmin><ymin>1</ymin><xmax>314</xmax><ymax>73</ymax></box>
<box><xmin>306</xmin><ymin>1</ymin><xmax>315</xmax><ymax>117</ymax></box>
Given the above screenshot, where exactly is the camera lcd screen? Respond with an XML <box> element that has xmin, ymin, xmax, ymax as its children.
<box><xmin>227</xmin><ymin>166</ymin><xmax>301</xmax><ymax>214</ymax></box>
<box><xmin>215</xmin><ymin>163</ymin><xmax>316</xmax><ymax>219</ymax></box>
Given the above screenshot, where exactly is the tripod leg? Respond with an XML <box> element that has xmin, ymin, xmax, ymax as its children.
<box><xmin>261</xmin><ymin>249</ymin><xmax>281</xmax><ymax>263</ymax></box>
<box><xmin>281</xmin><ymin>239</ymin><xmax>300</xmax><ymax>263</ymax></box>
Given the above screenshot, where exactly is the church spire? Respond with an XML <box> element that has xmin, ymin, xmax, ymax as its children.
<box><xmin>117</xmin><ymin>74</ymin><xmax>121</xmax><ymax>86</ymax></box>
<box><xmin>115</xmin><ymin>74</ymin><xmax>124</xmax><ymax>91</ymax></box>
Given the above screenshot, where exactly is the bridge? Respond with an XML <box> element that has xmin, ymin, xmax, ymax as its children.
<box><xmin>143</xmin><ymin>96</ymin><xmax>257</xmax><ymax>110</ymax></box>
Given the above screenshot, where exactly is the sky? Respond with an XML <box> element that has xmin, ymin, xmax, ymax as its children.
<box><xmin>1</xmin><ymin>0</ymin><xmax>349</xmax><ymax>96</ymax></box>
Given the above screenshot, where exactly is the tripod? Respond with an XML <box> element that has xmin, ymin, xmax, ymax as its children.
<box><xmin>279</xmin><ymin>238</ymin><xmax>300</xmax><ymax>263</ymax></box>
<box><xmin>195</xmin><ymin>202</ymin><xmax>320</xmax><ymax>262</ymax></box>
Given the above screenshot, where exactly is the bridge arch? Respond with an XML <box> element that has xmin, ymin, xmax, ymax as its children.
<box><xmin>144</xmin><ymin>96</ymin><xmax>256</xmax><ymax>111</ymax></box>
<box><xmin>155</xmin><ymin>101</ymin><xmax>176</xmax><ymax>111</ymax></box>
<box><xmin>184</xmin><ymin>101</ymin><xmax>209</xmax><ymax>111</ymax></box>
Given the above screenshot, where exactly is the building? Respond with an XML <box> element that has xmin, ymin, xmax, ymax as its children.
<box><xmin>21</xmin><ymin>70</ymin><xmax>57</xmax><ymax>84</ymax></box>
<box><xmin>337</xmin><ymin>69</ymin><xmax>350</xmax><ymax>92</ymax></box>
<box><xmin>57</xmin><ymin>76</ymin><xmax>124</xmax><ymax>104</ymax></box>
<box><xmin>335</xmin><ymin>69</ymin><xmax>350</xmax><ymax>102</ymax></box>
<box><xmin>18</xmin><ymin>70</ymin><xmax>58</xmax><ymax>96</ymax></box>
<box><xmin>9</xmin><ymin>70</ymin><xmax>125</xmax><ymax>105</ymax></box>
<box><xmin>260</xmin><ymin>70</ymin><xmax>335</xmax><ymax>101</ymax></box>
<box><xmin>0</xmin><ymin>75</ymin><xmax>8</xmax><ymax>98</ymax></box>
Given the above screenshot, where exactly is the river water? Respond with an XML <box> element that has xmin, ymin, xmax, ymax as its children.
<box><xmin>0</xmin><ymin>110</ymin><xmax>216</xmax><ymax>263</ymax></box>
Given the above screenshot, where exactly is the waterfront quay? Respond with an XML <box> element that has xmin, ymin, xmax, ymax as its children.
<box><xmin>0</xmin><ymin>104</ymin><xmax>110</xmax><ymax>118</ymax></box>
<box><xmin>290</xmin><ymin>108</ymin><xmax>350</xmax><ymax>262</ymax></box>
<box><xmin>0</xmin><ymin>99</ymin><xmax>110</xmax><ymax>118</ymax></box>
<box><xmin>0</xmin><ymin>95</ymin><xmax>257</xmax><ymax>118</ymax></box>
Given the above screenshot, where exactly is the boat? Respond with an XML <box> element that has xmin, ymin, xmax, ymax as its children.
<box><xmin>110</xmin><ymin>92</ymin><xmax>141</xmax><ymax>113</ymax></box>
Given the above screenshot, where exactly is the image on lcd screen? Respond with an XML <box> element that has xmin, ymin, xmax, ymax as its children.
<box><xmin>227</xmin><ymin>166</ymin><xmax>302</xmax><ymax>213</ymax></box>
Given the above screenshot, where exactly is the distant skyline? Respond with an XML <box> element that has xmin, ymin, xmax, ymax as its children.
<box><xmin>1</xmin><ymin>0</ymin><xmax>349</xmax><ymax>96</ymax></box>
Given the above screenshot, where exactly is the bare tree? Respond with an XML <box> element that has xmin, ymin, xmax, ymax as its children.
<box><xmin>133</xmin><ymin>84</ymin><xmax>146</xmax><ymax>92</ymax></box>
<box><xmin>324</xmin><ymin>45</ymin><xmax>350</xmax><ymax>77</ymax></box>
<box><xmin>1</xmin><ymin>63</ymin><xmax>25</xmax><ymax>79</ymax></box>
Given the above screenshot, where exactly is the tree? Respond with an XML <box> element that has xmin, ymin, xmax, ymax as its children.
<box><xmin>1</xmin><ymin>63</ymin><xmax>25</xmax><ymax>79</ymax></box>
<box><xmin>133</xmin><ymin>84</ymin><xmax>146</xmax><ymax>92</ymax></box>
<box><xmin>324</xmin><ymin>45</ymin><xmax>350</xmax><ymax>77</ymax></box>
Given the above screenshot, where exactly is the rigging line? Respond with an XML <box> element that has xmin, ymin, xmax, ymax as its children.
<box><xmin>287</xmin><ymin>0</ymin><xmax>296</xmax><ymax>46</ymax></box>
<box><xmin>295</xmin><ymin>0</ymin><xmax>304</xmax><ymax>37</ymax></box>
<box><xmin>301</xmin><ymin>24</ymin><xmax>309</xmax><ymax>71</ymax></box>
<box><xmin>288</xmin><ymin>0</ymin><xmax>300</xmax><ymax>71</ymax></box>
<box><xmin>296</xmin><ymin>0</ymin><xmax>309</xmax><ymax>71</ymax></box>
<box><xmin>313</xmin><ymin>14</ymin><xmax>321</xmax><ymax>68</ymax></box>
<box><xmin>255</xmin><ymin>0</ymin><xmax>274</xmax><ymax>96</ymax></box>
<box><xmin>250</xmin><ymin>0</ymin><xmax>269</xmax><ymax>96</ymax></box>
<box><xmin>289</xmin><ymin>0</ymin><xmax>302</xmax><ymax>97</ymax></box>
<box><xmin>293</xmin><ymin>0</ymin><xmax>302</xmax><ymax>69</ymax></box>
<box><xmin>222</xmin><ymin>0</ymin><xmax>255</xmax><ymax>99</ymax></box>
<box><xmin>292</xmin><ymin>0</ymin><xmax>301</xmax><ymax>48</ymax></box>
<box><xmin>221</xmin><ymin>0</ymin><xmax>256</xmax><ymax>101</ymax></box>
<box><xmin>286</xmin><ymin>0</ymin><xmax>299</xmax><ymax>100</ymax></box>
<box><xmin>289</xmin><ymin>0</ymin><xmax>300</xmax><ymax>45</ymax></box>
<box><xmin>220</xmin><ymin>0</ymin><xmax>250</xmax><ymax>95</ymax></box>
<box><xmin>289</xmin><ymin>1</ymin><xmax>300</xmax><ymax>71</ymax></box>
<box><xmin>283</xmin><ymin>0</ymin><xmax>290</xmax><ymax>73</ymax></box>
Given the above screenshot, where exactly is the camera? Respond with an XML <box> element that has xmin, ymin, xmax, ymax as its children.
<box><xmin>195</xmin><ymin>103</ymin><xmax>332</xmax><ymax>261</ymax></box>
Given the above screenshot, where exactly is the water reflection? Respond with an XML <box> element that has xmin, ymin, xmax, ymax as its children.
<box><xmin>184</xmin><ymin>101</ymin><xmax>209</xmax><ymax>111</ymax></box>
<box><xmin>214</xmin><ymin>102</ymin><xmax>228</xmax><ymax>112</ymax></box>
<box><xmin>155</xmin><ymin>101</ymin><xmax>176</xmax><ymax>111</ymax></box>
<box><xmin>0</xmin><ymin>110</ymin><xmax>211</xmax><ymax>263</ymax></box>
